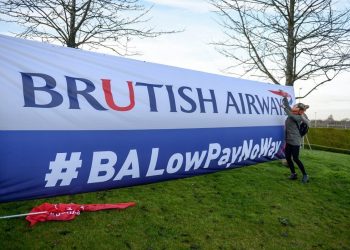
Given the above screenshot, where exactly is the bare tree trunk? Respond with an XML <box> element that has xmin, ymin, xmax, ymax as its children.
<box><xmin>67</xmin><ymin>0</ymin><xmax>77</xmax><ymax>48</ymax></box>
<box><xmin>211</xmin><ymin>0</ymin><xmax>350</xmax><ymax>97</ymax></box>
<box><xmin>286</xmin><ymin>0</ymin><xmax>295</xmax><ymax>86</ymax></box>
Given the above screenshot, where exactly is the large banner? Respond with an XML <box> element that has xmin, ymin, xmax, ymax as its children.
<box><xmin>0</xmin><ymin>35</ymin><xmax>294</xmax><ymax>202</ymax></box>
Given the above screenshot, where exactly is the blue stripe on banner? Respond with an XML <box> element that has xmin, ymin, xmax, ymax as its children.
<box><xmin>0</xmin><ymin>126</ymin><xmax>285</xmax><ymax>202</ymax></box>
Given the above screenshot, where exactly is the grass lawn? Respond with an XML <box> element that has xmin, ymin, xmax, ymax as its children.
<box><xmin>308</xmin><ymin>128</ymin><xmax>350</xmax><ymax>150</ymax></box>
<box><xmin>0</xmin><ymin>150</ymin><xmax>349</xmax><ymax>250</ymax></box>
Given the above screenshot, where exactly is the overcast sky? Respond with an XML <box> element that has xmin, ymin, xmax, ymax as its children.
<box><xmin>131</xmin><ymin>0</ymin><xmax>350</xmax><ymax>121</ymax></box>
<box><xmin>0</xmin><ymin>0</ymin><xmax>349</xmax><ymax>120</ymax></box>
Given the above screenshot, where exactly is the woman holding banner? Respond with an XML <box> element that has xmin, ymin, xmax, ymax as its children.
<box><xmin>281</xmin><ymin>97</ymin><xmax>310</xmax><ymax>183</ymax></box>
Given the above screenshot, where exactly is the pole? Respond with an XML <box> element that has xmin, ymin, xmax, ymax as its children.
<box><xmin>314</xmin><ymin>112</ymin><xmax>317</xmax><ymax>127</ymax></box>
<box><xmin>0</xmin><ymin>211</ymin><xmax>47</xmax><ymax>219</ymax></box>
<box><xmin>305</xmin><ymin>135</ymin><xmax>312</xmax><ymax>150</ymax></box>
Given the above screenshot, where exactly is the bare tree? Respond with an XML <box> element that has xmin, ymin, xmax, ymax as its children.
<box><xmin>210</xmin><ymin>0</ymin><xmax>350</xmax><ymax>98</ymax></box>
<box><xmin>0</xmin><ymin>0</ymin><xmax>178</xmax><ymax>55</ymax></box>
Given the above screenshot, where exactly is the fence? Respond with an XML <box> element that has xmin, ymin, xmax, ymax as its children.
<box><xmin>302</xmin><ymin>126</ymin><xmax>350</xmax><ymax>154</ymax></box>
<box><xmin>310</xmin><ymin>120</ymin><xmax>350</xmax><ymax>129</ymax></box>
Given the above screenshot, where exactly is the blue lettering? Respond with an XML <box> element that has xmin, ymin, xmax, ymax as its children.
<box><xmin>178</xmin><ymin>86</ymin><xmax>197</xmax><ymax>113</ymax></box>
<box><xmin>135</xmin><ymin>82</ymin><xmax>163</xmax><ymax>112</ymax></box>
<box><xmin>245</xmin><ymin>94</ymin><xmax>260</xmax><ymax>114</ymax></box>
<box><xmin>270</xmin><ymin>98</ymin><xmax>280</xmax><ymax>115</ymax></box>
<box><xmin>165</xmin><ymin>85</ymin><xmax>177</xmax><ymax>112</ymax></box>
<box><xmin>225</xmin><ymin>92</ymin><xmax>241</xmax><ymax>114</ymax></box>
<box><xmin>197</xmin><ymin>88</ymin><xmax>218</xmax><ymax>113</ymax></box>
<box><xmin>255</xmin><ymin>95</ymin><xmax>269</xmax><ymax>114</ymax></box>
<box><xmin>21</xmin><ymin>72</ymin><xmax>63</xmax><ymax>108</ymax></box>
<box><xmin>66</xmin><ymin>76</ymin><xmax>107</xmax><ymax>110</ymax></box>
<box><xmin>238</xmin><ymin>93</ymin><xmax>246</xmax><ymax>114</ymax></box>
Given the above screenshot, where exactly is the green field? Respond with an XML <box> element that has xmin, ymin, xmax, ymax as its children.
<box><xmin>307</xmin><ymin>128</ymin><xmax>350</xmax><ymax>151</ymax></box>
<box><xmin>1</xmin><ymin>150</ymin><xmax>349</xmax><ymax>250</ymax></box>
